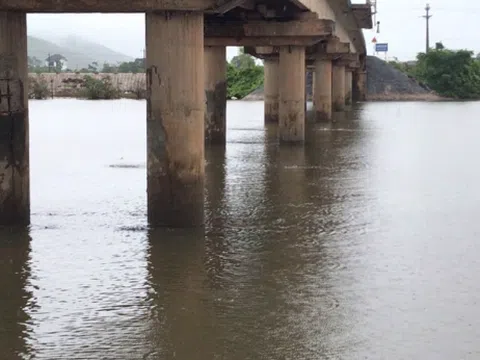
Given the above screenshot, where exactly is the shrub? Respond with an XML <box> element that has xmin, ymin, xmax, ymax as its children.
<box><xmin>131</xmin><ymin>78</ymin><xmax>146</xmax><ymax>99</ymax></box>
<box><xmin>227</xmin><ymin>63</ymin><xmax>264</xmax><ymax>99</ymax></box>
<box><xmin>29</xmin><ymin>76</ymin><xmax>50</xmax><ymax>99</ymax></box>
<box><xmin>415</xmin><ymin>49</ymin><xmax>480</xmax><ymax>99</ymax></box>
<box><xmin>82</xmin><ymin>75</ymin><xmax>121</xmax><ymax>100</ymax></box>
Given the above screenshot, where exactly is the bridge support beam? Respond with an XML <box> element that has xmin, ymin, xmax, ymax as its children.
<box><xmin>146</xmin><ymin>11</ymin><xmax>204</xmax><ymax>227</ymax></box>
<box><xmin>345</xmin><ymin>69</ymin><xmax>353</xmax><ymax>106</ymax></box>
<box><xmin>332</xmin><ymin>64</ymin><xmax>346</xmax><ymax>112</ymax></box>
<box><xmin>0</xmin><ymin>11</ymin><xmax>29</xmax><ymax>226</ymax></box>
<box><xmin>314</xmin><ymin>58</ymin><xmax>332</xmax><ymax>121</ymax></box>
<box><xmin>204</xmin><ymin>45</ymin><xmax>226</xmax><ymax>145</ymax></box>
<box><xmin>279</xmin><ymin>46</ymin><xmax>305</xmax><ymax>143</ymax></box>
<box><xmin>264</xmin><ymin>59</ymin><xmax>279</xmax><ymax>124</ymax></box>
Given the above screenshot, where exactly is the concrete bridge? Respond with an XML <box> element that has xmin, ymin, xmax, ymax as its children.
<box><xmin>0</xmin><ymin>0</ymin><xmax>373</xmax><ymax>228</ymax></box>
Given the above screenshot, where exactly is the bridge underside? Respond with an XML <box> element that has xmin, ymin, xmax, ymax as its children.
<box><xmin>0</xmin><ymin>0</ymin><xmax>306</xmax><ymax>12</ymax></box>
<box><xmin>0</xmin><ymin>0</ymin><xmax>371</xmax><ymax>228</ymax></box>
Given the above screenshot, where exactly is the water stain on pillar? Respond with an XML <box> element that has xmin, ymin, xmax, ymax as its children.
<box><xmin>315</xmin><ymin>110</ymin><xmax>330</xmax><ymax>122</ymax></box>
<box><xmin>0</xmin><ymin>74</ymin><xmax>29</xmax><ymax>225</ymax></box>
<box><xmin>345</xmin><ymin>91</ymin><xmax>352</xmax><ymax>105</ymax></box>
<box><xmin>264</xmin><ymin>101</ymin><xmax>279</xmax><ymax>124</ymax></box>
<box><xmin>146</xmin><ymin>62</ymin><xmax>205</xmax><ymax>228</ymax></box>
<box><xmin>205</xmin><ymin>80</ymin><xmax>226</xmax><ymax>145</ymax></box>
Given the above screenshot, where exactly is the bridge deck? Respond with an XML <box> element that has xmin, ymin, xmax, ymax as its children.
<box><xmin>0</xmin><ymin>0</ymin><xmax>367</xmax><ymax>53</ymax></box>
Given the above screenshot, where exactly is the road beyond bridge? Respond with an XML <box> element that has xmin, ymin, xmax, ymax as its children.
<box><xmin>0</xmin><ymin>0</ymin><xmax>373</xmax><ymax>227</ymax></box>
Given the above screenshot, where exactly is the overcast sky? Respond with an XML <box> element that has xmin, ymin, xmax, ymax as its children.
<box><xmin>26</xmin><ymin>0</ymin><xmax>479</xmax><ymax>61</ymax></box>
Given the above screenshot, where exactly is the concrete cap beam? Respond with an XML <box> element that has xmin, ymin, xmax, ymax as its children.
<box><xmin>333</xmin><ymin>53</ymin><xmax>360</xmax><ymax>66</ymax></box>
<box><xmin>307</xmin><ymin>37</ymin><xmax>351</xmax><ymax>60</ymax></box>
<box><xmin>0</xmin><ymin>0</ymin><xmax>216</xmax><ymax>12</ymax></box>
<box><xmin>204</xmin><ymin>18</ymin><xmax>335</xmax><ymax>38</ymax></box>
<box><xmin>205</xmin><ymin>37</ymin><xmax>324</xmax><ymax>46</ymax></box>
<box><xmin>204</xmin><ymin>18</ymin><xmax>334</xmax><ymax>46</ymax></box>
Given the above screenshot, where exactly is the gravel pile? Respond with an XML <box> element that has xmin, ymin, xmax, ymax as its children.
<box><xmin>365</xmin><ymin>56</ymin><xmax>440</xmax><ymax>100</ymax></box>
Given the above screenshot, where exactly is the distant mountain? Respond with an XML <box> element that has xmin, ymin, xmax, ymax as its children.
<box><xmin>28</xmin><ymin>35</ymin><xmax>134</xmax><ymax>70</ymax></box>
<box><xmin>54</xmin><ymin>35</ymin><xmax>134</xmax><ymax>66</ymax></box>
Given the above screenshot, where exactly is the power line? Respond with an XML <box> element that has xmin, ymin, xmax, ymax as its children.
<box><xmin>422</xmin><ymin>3</ymin><xmax>432</xmax><ymax>53</ymax></box>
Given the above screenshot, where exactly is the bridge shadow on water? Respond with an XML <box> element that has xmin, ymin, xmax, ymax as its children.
<box><xmin>1</xmin><ymin>99</ymin><xmax>380</xmax><ymax>359</ymax></box>
<box><xmin>0</xmin><ymin>228</ymin><xmax>36</xmax><ymax>360</ymax></box>
<box><xmin>140</xmin><ymin>103</ymin><xmax>376</xmax><ymax>359</ymax></box>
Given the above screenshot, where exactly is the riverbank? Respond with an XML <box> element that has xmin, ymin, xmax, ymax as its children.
<box><xmin>28</xmin><ymin>73</ymin><xmax>146</xmax><ymax>99</ymax></box>
<box><xmin>30</xmin><ymin>56</ymin><xmax>445</xmax><ymax>102</ymax></box>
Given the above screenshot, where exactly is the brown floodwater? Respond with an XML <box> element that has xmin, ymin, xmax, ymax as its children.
<box><xmin>1</xmin><ymin>99</ymin><xmax>480</xmax><ymax>359</ymax></box>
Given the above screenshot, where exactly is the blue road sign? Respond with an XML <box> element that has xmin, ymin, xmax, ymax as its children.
<box><xmin>375</xmin><ymin>43</ymin><xmax>389</xmax><ymax>52</ymax></box>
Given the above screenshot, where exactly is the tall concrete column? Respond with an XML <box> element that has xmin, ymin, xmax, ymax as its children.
<box><xmin>311</xmin><ymin>70</ymin><xmax>316</xmax><ymax>106</ymax></box>
<box><xmin>264</xmin><ymin>59</ymin><xmax>279</xmax><ymax>123</ymax></box>
<box><xmin>146</xmin><ymin>11</ymin><xmax>204</xmax><ymax>227</ymax></box>
<box><xmin>278</xmin><ymin>46</ymin><xmax>305</xmax><ymax>143</ymax></box>
<box><xmin>304</xmin><ymin>70</ymin><xmax>308</xmax><ymax>115</ymax></box>
<box><xmin>332</xmin><ymin>64</ymin><xmax>346</xmax><ymax>112</ymax></box>
<box><xmin>314</xmin><ymin>58</ymin><xmax>332</xmax><ymax>121</ymax></box>
<box><xmin>345</xmin><ymin>70</ymin><xmax>353</xmax><ymax>106</ymax></box>
<box><xmin>0</xmin><ymin>12</ymin><xmax>29</xmax><ymax>226</ymax></box>
<box><xmin>204</xmin><ymin>46</ymin><xmax>226</xmax><ymax>145</ymax></box>
<box><xmin>353</xmin><ymin>71</ymin><xmax>367</xmax><ymax>102</ymax></box>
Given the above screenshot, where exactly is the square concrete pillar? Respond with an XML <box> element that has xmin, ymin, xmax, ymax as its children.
<box><xmin>345</xmin><ymin>70</ymin><xmax>353</xmax><ymax>106</ymax></box>
<box><xmin>0</xmin><ymin>12</ymin><xmax>30</xmax><ymax>226</ymax></box>
<box><xmin>332</xmin><ymin>64</ymin><xmax>346</xmax><ymax>112</ymax></box>
<box><xmin>278</xmin><ymin>46</ymin><xmax>305</xmax><ymax>143</ymax></box>
<box><xmin>311</xmin><ymin>70</ymin><xmax>316</xmax><ymax>106</ymax></box>
<box><xmin>146</xmin><ymin>11</ymin><xmax>205</xmax><ymax>227</ymax></box>
<box><xmin>353</xmin><ymin>71</ymin><xmax>367</xmax><ymax>102</ymax></box>
<box><xmin>204</xmin><ymin>45</ymin><xmax>226</xmax><ymax>145</ymax></box>
<box><xmin>264</xmin><ymin>59</ymin><xmax>279</xmax><ymax>123</ymax></box>
<box><xmin>314</xmin><ymin>58</ymin><xmax>332</xmax><ymax>121</ymax></box>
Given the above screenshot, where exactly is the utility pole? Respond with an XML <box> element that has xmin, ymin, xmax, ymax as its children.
<box><xmin>423</xmin><ymin>3</ymin><xmax>432</xmax><ymax>53</ymax></box>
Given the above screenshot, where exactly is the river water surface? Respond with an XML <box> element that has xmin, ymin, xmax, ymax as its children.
<box><xmin>1</xmin><ymin>99</ymin><xmax>480</xmax><ymax>359</ymax></box>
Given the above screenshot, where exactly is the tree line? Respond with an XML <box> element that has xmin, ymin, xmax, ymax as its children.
<box><xmin>389</xmin><ymin>42</ymin><xmax>480</xmax><ymax>100</ymax></box>
<box><xmin>28</xmin><ymin>56</ymin><xmax>146</xmax><ymax>74</ymax></box>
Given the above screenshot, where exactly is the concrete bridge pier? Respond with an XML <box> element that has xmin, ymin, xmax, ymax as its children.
<box><xmin>279</xmin><ymin>46</ymin><xmax>305</xmax><ymax>143</ymax></box>
<box><xmin>264</xmin><ymin>59</ymin><xmax>279</xmax><ymax>124</ymax></box>
<box><xmin>345</xmin><ymin>69</ymin><xmax>353</xmax><ymax>106</ymax></box>
<box><xmin>146</xmin><ymin>11</ymin><xmax>205</xmax><ymax>227</ymax></box>
<box><xmin>311</xmin><ymin>71</ymin><xmax>316</xmax><ymax>107</ymax></box>
<box><xmin>0</xmin><ymin>11</ymin><xmax>30</xmax><ymax>226</ymax></box>
<box><xmin>204</xmin><ymin>45</ymin><xmax>226</xmax><ymax>145</ymax></box>
<box><xmin>353</xmin><ymin>71</ymin><xmax>367</xmax><ymax>102</ymax></box>
<box><xmin>313</xmin><ymin>58</ymin><xmax>332</xmax><ymax>121</ymax></box>
<box><xmin>332</xmin><ymin>64</ymin><xmax>346</xmax><ymax>112</ymax></box>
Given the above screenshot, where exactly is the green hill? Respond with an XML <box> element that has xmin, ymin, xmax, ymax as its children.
<box><xmin>28</xmin><ymin>35</ymin><xmax>134</xmax><ymax>70</ymax></box>
<box><xmin>54</xmin><ymin>35</ymin><xmax>134</xmax><ymax>66</ymax></box>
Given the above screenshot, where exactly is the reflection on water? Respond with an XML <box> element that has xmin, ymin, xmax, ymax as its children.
<box><xmin>0</xmin><ymin>229</ymin><xmax>35</xmax><ymax>359</ymax></box>
<box><xmin>1</xmin><ymin>99</ymin><xmax>480</xmax><ymax>359</ymax></box>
